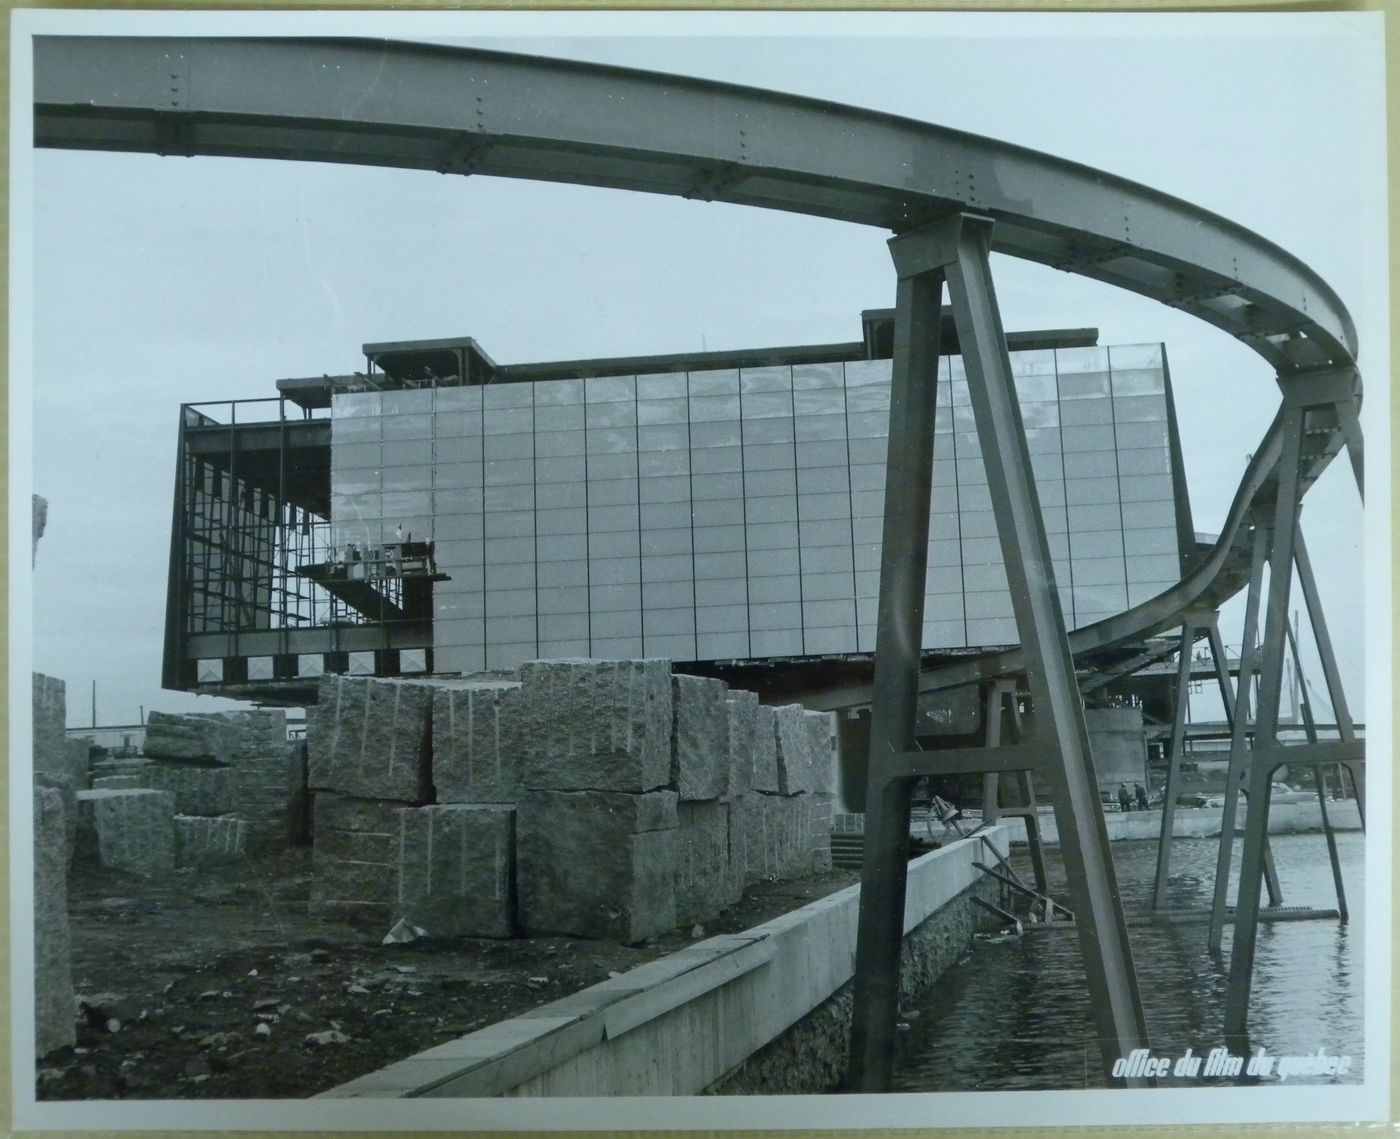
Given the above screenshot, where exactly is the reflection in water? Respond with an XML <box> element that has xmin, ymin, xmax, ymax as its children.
<box><xmin>893</xmin><ymin>832</ymin><xmax>1364</xmax><ymax>1091</ymax></box>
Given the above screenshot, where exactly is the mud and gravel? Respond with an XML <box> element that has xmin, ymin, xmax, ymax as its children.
<box><xmin>39</xmin><ymin>845</ymin><xmax>858</xmax><ymax>1100</ymax></box>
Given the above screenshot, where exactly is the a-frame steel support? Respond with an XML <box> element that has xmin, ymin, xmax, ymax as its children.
<box><xmin>848</xmin><ymin>212</ymin><xmax>1147</xmax><ymax>1091</ymax></box>
<box><xmin>1221</xmin><ymin>376</ymin><xmax>1366</xmax><ymax>1050</ymax></box>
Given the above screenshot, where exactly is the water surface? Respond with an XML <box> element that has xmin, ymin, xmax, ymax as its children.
<box><xmin>893</xmin><ymin>832</ymin><xmax>1363</xmax><ymax>1091</ymax></box>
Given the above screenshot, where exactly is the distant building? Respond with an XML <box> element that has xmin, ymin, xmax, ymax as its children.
<box><xmin>163</xmin><ymin>311</ymin><xmax>1194</xmax><ymax>741</ymax></box>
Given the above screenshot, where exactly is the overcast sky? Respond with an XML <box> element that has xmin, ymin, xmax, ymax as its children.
<box><xmin>16</xmin><ymin>10</ymin><xmax>1385</xmax><ymax>731</ymax></box>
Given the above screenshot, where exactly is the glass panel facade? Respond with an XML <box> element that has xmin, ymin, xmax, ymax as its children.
<box><xmin>329</xmin><ymin>343</ymin><xmax>1183</xmax><ymax>665</ymax></box>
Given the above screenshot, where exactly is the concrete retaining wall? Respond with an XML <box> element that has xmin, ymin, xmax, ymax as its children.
<box><xmin>707</xmin><ymin>877</ymin><xmax>991</xmax><ymax>1094</ymax></box>
<box><xmin>318</xmin><ymin>825</ymin><xmax>1009</xmax><ymax>1099</ymax></box>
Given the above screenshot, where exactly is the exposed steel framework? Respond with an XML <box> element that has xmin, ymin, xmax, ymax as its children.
<box><xmin>34</xmin><ymin>35</ymin><xmax>1365</xmax><ymax>1089</ymax></box>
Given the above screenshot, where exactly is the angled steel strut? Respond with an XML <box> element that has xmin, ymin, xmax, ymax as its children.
<box><xmin>850</xmin><ymin>213</ymin><xmax>1147</xmax><ymax>1090</ymax></box>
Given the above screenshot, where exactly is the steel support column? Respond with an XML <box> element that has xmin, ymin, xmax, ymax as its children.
<box><xmin>981</xmin><ymin>684</ymin><xmax>1002</xmax><ymax>827</ymax></box>
<box><xmin>1208</xmin><ymin>525</ymin><xmax>1268</xmax><ymax>952</ymax></box>
<box><xmin>1207</xmin><ymin>622</ymin><xmax>1237</xmax><ymax>733</ymax></box>
<box><xmin>983</xmin><ymin>681</ymin><xmax>1050</xmax><ymax>899</ymax></box>
<box><xmin>1153</xmin><ymin>617</ymin><xmax>1210</xmax><ymax>909</ymax></box>
<box><xmin>943</xmin><ymin>213</ymin><xmax>1148</xmax><ymax>1078</ymax></box>
<box><xmin>1285</xmin><ymin>617</ymin><xmax>1348</xmax><ymax>922</ymax></box>
<box><xmin>847</xmin><ymin>239</ymin><xmax>946</xmax><ymax>1093</ymax></box>
<box><xmin>1224</xmin><ymin>400</ymin><xmax>1308</xmax><ymax>1047</ymax></box>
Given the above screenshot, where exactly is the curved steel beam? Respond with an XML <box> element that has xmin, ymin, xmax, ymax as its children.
<box><xmin>33</xmin><ymin>34</ymin><xmax>1363</xmax><ymax>704</ymax></box>
<box><xmin>36</xmin><ymin>35</ymin><xmax>1357</xmax><ymax>378</ymax></box>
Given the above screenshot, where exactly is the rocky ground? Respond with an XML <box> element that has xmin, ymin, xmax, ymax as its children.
<box><xmin>39</xmin><ymin>845</ymin><xmax>858</xmax><ymax>1100</ymax></box>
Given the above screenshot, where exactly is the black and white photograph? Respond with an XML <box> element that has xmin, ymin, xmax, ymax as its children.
<box><xmin>11</xmin><ymin>8</ymin><xmax>1390</xmax><ymax>1132</ymax></box>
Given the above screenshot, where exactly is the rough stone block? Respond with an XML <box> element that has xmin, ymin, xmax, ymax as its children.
<box><xmin>144</xmin><ymin>710</ymin><xmax>239</xmax><ymax>763</ymax></box>
<box><xmin>32</xmin><ymin>673</ymin><xmax>68</xmax><ymax>778</ymax></box>
<box><xmin>431</xmin><ymin>680</ymin><xmax>525</xmax><ymax>803</ymax></box>
<box><xmin>307</xmin><ymin>675</ymin><xmax>434</xmax><ymax>804</ymax></box>
<box><xmin>724</xmin><ymin>690</ymin><xmax>757</xmax><ymax>801</ymax></box>
<box><xmin>394</xmin><ymin>804</ymin><xmax>516</xmax><ymax>938</ymax></box>
<box><xmin>671</xmin><ymin>674</ymin><xmax>730</xmax><ymax>801</ymax></box>
<box><xmin>728</xmin><ymin>794</ymin><xmax>771</xmax><ymax>887</ymax></box>
<box><xmin>760</xmin><ymin>792</ymin><xmax>831</xmax><ymax>878</ymax></box>
<box><xmin>803</xmin><ymin>711</ymin><xmax>837</xmax><ymax>796</ymax></box>
<box><xmin>787</xmin><ymin>793</ymin><xmax>834</xmax><ymax>876</ymax></box>
<box><xmin>143</xmin><ymin>761</ymin><xmax>237</xmax><ymax>816</ymax></box>
<box><xmin>773</xmin><ymin>704</ymin><xmax>815</xmax><ymax>794</ymax></box>
<box><xmin>196</xmin><ymin>709</ymin><xmax>292</xmax><ymax>848</ymax></box>
<box><xmin>92</xmin><ymin>774</ymin><xmax>143</xmax><ymax>791</ymax></box>
<box><xmin>65</xmin><ymin>738</ymin><xmax>94</xmax><ymax>789</ymax></box>
<box><xmin>34</xmin><ymin>785</ymin><xmax>76</xmax><ymax>1057</ymax></box>
<box><xmin>34</xmin><ymin>771</ymin><xmax>77</xmax><ymax>866</ymax></box>
<box><xmin>175</xmin><ymin>814</ymin><xmax>247</xmax><ymax>865</ymax></box>
<box><xmin>91</xmin><ymin>759</ymin><xmax>150</xmax><ymax>781</ymax></box>
<box><xmin>674</xmin><ymin>800</ymin><xmax>736</xmax><ymax>925</ymax></box>
<box><xmin>288</xmin><ymin>741</ymin><xmax>312</xmax><ymax>846</ymax></box>
<box><xmin>750</xmin><ymin>705</ymin><xmax>780</xmax><ymax>794</ymax></box>
<box><xmin>518</xmin><ymin>788</ymin><xmax>677</xmax><ymax>942</ymax></box>
<box><xmin>309</xmin><ymin>792</ymin><xmax>401</xmax><ymax>925</ymax></box>
<box><xmin>765</xmin><ymin>792</ymin><xmax>803</xmax><ymax>879</ymax></box>
<box><xmin>520</xmin><ymin>659</ymin><xmax>674</xmax><ymax>793</ymax></box>
<box><xmin>75</xmin><ymin>789</ymin><xmax>175</xmax><ymax>876</ymax></box>
<box><xmin>728</xmin><ymin>791</ymin><xmax>832</xmax><ymax>884</ymax></box>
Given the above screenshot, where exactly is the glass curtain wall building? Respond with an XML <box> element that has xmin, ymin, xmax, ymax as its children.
<box><xmin>161</xmin><ymin>323</ymin><xmax>1193</xmax><ymax>701</ymax></box>
<box><xmin>326</xmin><ymin>343</ymin><xmax>1189</xmax><ymax>676</ymax></box>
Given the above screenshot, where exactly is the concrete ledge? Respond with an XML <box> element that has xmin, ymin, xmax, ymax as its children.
<box><xmin>319</xmin><ymin>825</ymin><xmax>1009</xmax><ymax>1099</ymax></box>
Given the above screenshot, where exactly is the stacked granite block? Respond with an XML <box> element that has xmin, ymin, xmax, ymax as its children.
<box><xmin>66</xmin><ymin>738</ymin><xmax>94</xmax><ymax>789</ymax></box>
<box><xmin>394</xmin><ymin>804</ymin><xmax>516</xmax><ymax>938</ymax></box>
<box><xmin>32</xmin><ymin>674</ymin><xmax>69</xmax><ymax>778</ymax></box>
<box><xmin>669</xmin><ymin>675</ymin><xmax>741</xmax><ymax>924</ymax></box>
<box><xmin>294</xmin><ymin>657</ymin><xmax>834</xmax><ymax>943</ymax></box>
<box><xmin>143</xmin><ymin>708</ymin><xmax>277</xmax><ymax>861</ymax></box>
<box><xmin>92</xmin><ymin>774</ymin><xmax>144</xmax><ymax>791</ymax></box>
<box><xmin>308</xmin><ymin>676</ymin><xmax>434</xmax><ymax>803</ymax></box>
<box><xmin>217</xmin><ymin>709</ymin><xmax>293</xmax><ymax>848</ymax></box>
<box><xmin>75</xmin><ymin>788</ymin><xmax>175</xmax><ymax>875</ymax></box>
<box><xmin>309</xmin><ymin>793</ymin><xmax>403</xmax><ymax>924</ymax></box>
<box><xmin>728</xmin><ymin>704</ymin><xmax>836</xmax><ymax>884</ymax></box>
<box><xmin>34</xmin><ymin>785</ymin><xmax>75</xmax><ymax>1057</ymax></box>
<box><xmin>431</xmin><ymin>680</ymin><xmax>525</xmax><ymax>803</ymax></box>
<box><xmin>517</xmin><ymin>659</ymin><xmax>677</xmax><ymax>942</ymax></box>
<box><xmin>308</xmin><ymin>678</ymin><xmax>438</xmax><ymax>926</ymax></box>
<box><xmin>520</xmin><ymin>659</ymin><xmax>673</xmax><ymax>792</ymax></box>
<box><xmin>90</xmin><ymin>757</ymin><xmax>151</xmax><ymax>783</ymax></box>
<box><xmin>750</xmin><ymin>704</ymin><xmax>781</xmax><ymax>794</ymax></box>
<box><xmin>671</xmin><ymin>674</ymin><xmax>730</xmax><ymax>801</ymax></box>
<box><xmin>518</xmin><ymin>789</ymin><xmax>677</xmax><ymax>942</ymax></box>
<box><xmin>288</xmin><ymin>740</ymin><xmax>312</xmax><ymax>845</ymax></box>
<box><xmin>175</xmin><ymin>814</ymin><xmax>248</xmax><ymax>864</ymax></box>
<box><xmin>723</xmin><ymin>689</ymin><xmax>757</xmax><ymax>802</ymax></box>
<box><xmin>143</xmin><ymin>762</ymin><xmax>237</xmax><ymax>816</ymax></box>
<box><xmin>674</xmin><ymin>799</ymin><xmax>737</xmax><ymax>926</ymax></box>
<box><xmin>144</xmin><ymin>710</ymin><xmax>240</xmax><ymax>763</ymax></box>
<box><xmin>34</xmin><ymin>770</ymin><xmax>78</xmax><ymax>866</ymax></box>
